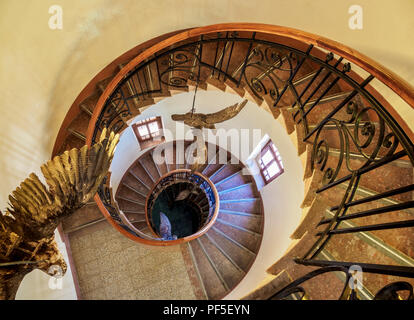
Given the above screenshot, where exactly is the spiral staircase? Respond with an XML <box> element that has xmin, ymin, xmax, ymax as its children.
<box><xmin>117</xmin><ymin>141</ymin><xmax>263</xmax><ymax>299</ymax></box>
<box><xmin>55</xmin><ymin>23</ymin><xmax>414</xmax><ymax>300</ymax></box>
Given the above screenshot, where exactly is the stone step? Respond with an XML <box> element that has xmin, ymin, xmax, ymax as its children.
<box><xmin>327</xmin><ymin>147</ymin><xmax>412</xmax><ymax>169</ymax></box>
<box><xmin>61</xmin><ymin>203</ymin><xmax>105</xmax><ymax>234</ymax></box>
<box><xmin>117</xmin><ymin>184</ymin><xmax>146</xmax><ymax>203</ymax></box>
<box><xmin>127</xmin><ymin>165</ymin><xmax>152</xmax><ymax>191</ymax></box>
<box><xmin>283</xmin><ymin>91</ymin><xmax>352</xmax><ymax>111</ymax></box>
<box><xmin>215</xmin><ymin>170</ymin><xmax>252</xmax><ymax>191</ymax></box>
<box><xmin>316</xmin><ymin>249</ymin><xmax>374</xmax><ymax>300</ymax></box>
<box><xmin>218</xmin><ymin>210</ymin><xmax>263</xmax><ymax>234</ymax></box>
<box><xmin>241</xmin><ymin>270</ymin><xmax>292</xmax><ymax>300</ymax></box>
<box><xmin>214</xmin><ymin>219</ymin><xmax>262</xmax><ymax>254</ymax></box>
<box><xmin>209</xmin><ymin>226</ymin><xmax>256</xmax><ymax>272</ymax></box>
<box><xmin>324</xmin><ymin>209</ymin><xmax>414</xmax><ymax>268</ymax></box>
<box><xmin>198</xmin><ymin>235</ymin><xmax>244</xmax><ymax>290</ymax></box>
<box><xmin>139</xmin><ymin>155</ymin><xmax>160</xmax><ymax>183</ymax></box>
<box><xmin>209</xmin><ymin>164</ymin><xmax>243</xmax><ymax>185</ymax></box>
<box><xmin>218</xmin><ymin>182</ymin><xmax>257</xmax><ymax>200</ymax></box>
<box><xmin>187</xmin><ymin>239</ymin><xmax>228</xmax><ymax>299</ymax></box>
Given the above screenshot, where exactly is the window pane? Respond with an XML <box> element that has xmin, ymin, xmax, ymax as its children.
<box><xmin>137</xmin><ymin>125</ymin><xmax>149</xmax><ymax>137</ymax></box>
<box><xmin>261</xmin><ymin>149</ymin><xmax>273</xmax><ymax>166</ymax></box>
<box><xmin>255</xmin><ymin>139</ymin><xmax>284</xmax><ymax>183</ymax></box>
<box><xmin>148</xmin><ymin>121</ymin><xmax>159</xmax><ymax>134</ymax></box>
<box><xmin>259</xmin><ymin>160</ymin><xmax>265</xmax><ymax>169</ymax></box>
<box><xmin>265</xmin><ymin>161</ymin><xmax>281</xmax><ymax>179</ymax></box>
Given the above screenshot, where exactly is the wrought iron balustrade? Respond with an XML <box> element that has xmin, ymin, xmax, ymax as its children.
<box><xmin>89</xmin><ymin>26</ymin><xmax>414</xmax><ymax>298</ymax></box>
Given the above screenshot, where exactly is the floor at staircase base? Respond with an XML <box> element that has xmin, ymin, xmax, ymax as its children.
<box><xmin>68</xmin><ymin>220</ymin><xmax>197</xmax><ymax>299</ymax></box>
<box><xmin>180</xmin><ymin>244</ymin><xmax>207</xmax><ymax>300</ymax></box>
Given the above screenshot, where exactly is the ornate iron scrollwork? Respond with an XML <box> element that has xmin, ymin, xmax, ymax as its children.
<box><xmin>89</xmin><ymin>31</ymin><xmax>414</xmax><ymax>298</ymax></box>
<box><xmin>270</xmin><ymin>267</ymin><xmax>414</xmax><ymax>300</ymax></box>
<box><xmin>374</xmin><ymin>281</ymin><xmax>413</xmax><ymax>300</ymax></box>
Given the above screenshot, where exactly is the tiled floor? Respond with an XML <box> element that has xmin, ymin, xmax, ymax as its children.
<box><xmin>69</xmin><ymin>221</ymin><xmax>196</xmax><ymax>300</ymax></box>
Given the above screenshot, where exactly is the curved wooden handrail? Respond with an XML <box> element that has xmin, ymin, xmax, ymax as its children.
<box><xmin>86</xmin><ymin>22</ymin><xmax>414</xmax><ymax>146</ymax></box>
<box><xmin>112</xmin><ymin>194</ymin><xmax>159</xmax><ymax>242</ymax></box>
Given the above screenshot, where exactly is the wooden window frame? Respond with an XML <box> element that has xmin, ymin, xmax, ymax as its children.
<box><xmin>132</xmin><ymin>116</ymin><xmax>163</xmax><ymax>142</ymax></box>
<box><xmin>132</xmin><ymin>116</ymin><xmax>165</xmax><ymax>149</ymax></box>
<box><xmin>257</xmin><ymin>140</ymin><xmax>284</xmax><ymax>184</ymax></box>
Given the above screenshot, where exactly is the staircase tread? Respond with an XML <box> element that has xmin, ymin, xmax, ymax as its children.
<box><xmin>218</xmin><ymin>182</ymin><xmax>253</xmax><ymax>194</ymax></box>
<box><xmin>187</xmin><ymin>240</ymin><xmax>228</xmax><ymax>299</ymax></box>
<box><xmin>198</xmin><ymin>235</ymin><xmax>245</xmax><ymax>290</ymax></box>
<box><xmin>209</xmin><ymin>226</ymin><xmax>256</xmax><ymax>258</ymax></box>
<box><xmin>116</xmin><ymin>195</ymin><xmax>145</xmax><ymax>205</ymax></box>
<box><xmin>121</xmin><ymin>183</ymin><xmax>147</xmax><ymax>198</ymax></box>
<box><xmin>219</xmin><ymin>209</ymin><xmax>262</xmax><ymax>217</ymax></box>
<box><xmin>214</xmin><ymin>220</ymin><xmax>261</xmax><ymax>255</ymax></box>
<box><xmin>324</xmin><ymin>209</ymin><xmax>414</xmax><ymax>267</ymax></box>
<box><xmin>61</xmin><ymin>204</ymin><xmax>101</xmax><ymax>232</ymax></box>
<box><xmin>214</xmin><ymin>169</ymin><xmax>244</xmax><ymax>186</ymax></box>
<box><xmin>196</xmin><ymin>238</ymin><xmax>230</xmax><ymax>291</ymax></box>
<box><xmin>204</xmin><ymin>232</ymin><xmax>246</xmax><ymax>275</ymax></box>
<box><xmin>216</xmin><ymin>217</ymin><xmax>262</xmax><ymax>236</ymax></box>
<box><xmin>128</xmin><ymin>169</ymin><xmax>151</xmax><ymax>190</ymax></box>
<box><xmin>218</xmin><ymin>211</ymin><xmax>263</xmax><ymax>234</ymax></box>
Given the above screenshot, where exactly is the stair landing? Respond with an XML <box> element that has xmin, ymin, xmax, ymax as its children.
<box><xmin>68</xmin><ymin>220</ymin><xmax>196</xmax><ymax>299</ymax></box>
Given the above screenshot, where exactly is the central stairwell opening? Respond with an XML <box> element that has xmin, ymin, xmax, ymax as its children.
<box><xmin>151</xmin><ymin>181</ymin><xmax>208</xmax><ymax>239</ymax></box>
<box><xmin>145</xmin><ymin>169</ymin><xmax>219</xmax><ymax>241</ymax></box>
